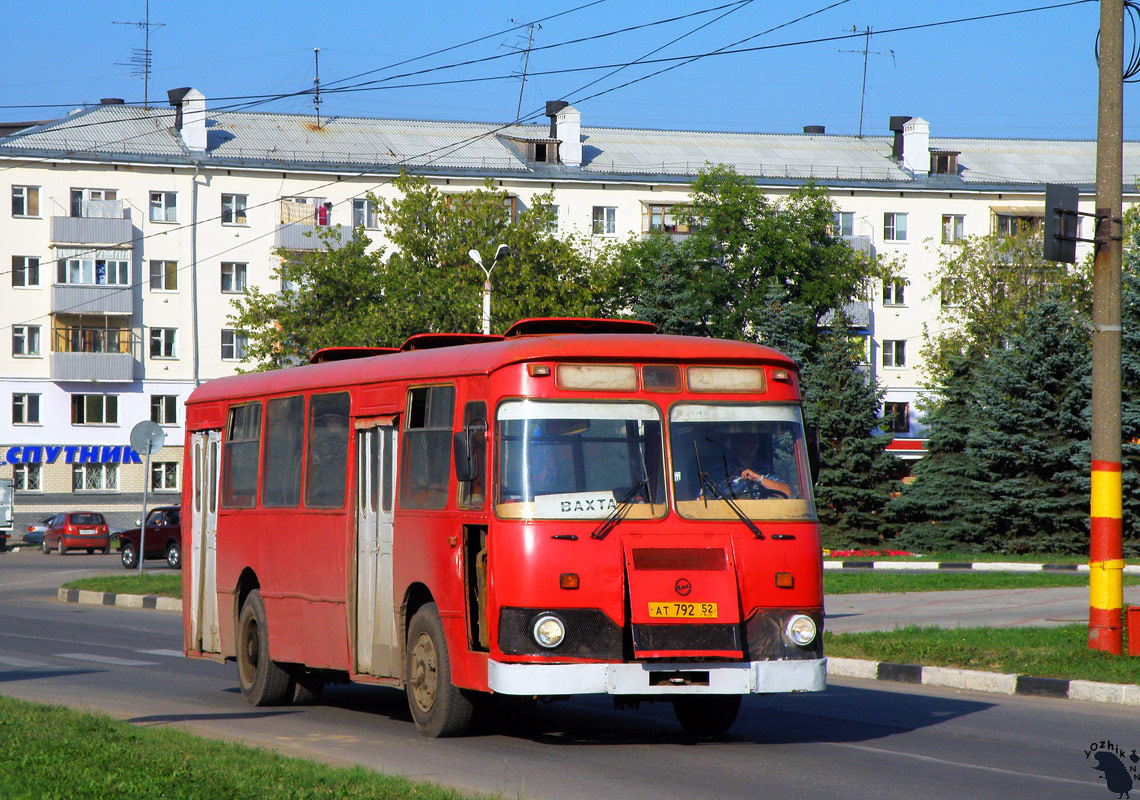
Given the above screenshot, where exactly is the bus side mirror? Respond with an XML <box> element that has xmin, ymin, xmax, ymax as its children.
<box><xmin>453</xmin><ymin>420</ymin><xmax>486</xmax><ymax>483</ymax></box>
<box><xmin>805</xmin><ymin>423</ymin><xmax>820</xmax><ymax>486</ymax></box>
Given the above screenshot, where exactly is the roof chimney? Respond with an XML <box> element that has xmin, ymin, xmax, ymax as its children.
<box><xmin>167</xmin><ymin>87</ymin><xmax>207</xmax><ymax>153</ymax></box>
<box><xmin>545</xmin><ymin>100</ymin><xmax>581</xmax><ymax>167</ymax></box>
<box><xmin>803</xmin><ymin>125</ymin><xmax>825</xmax><ymax>134</ymax></box>
<box><xmin>100</xmin><ymin>98</ymin><xmax>125</xmax><ymax>105</ymax></box>
<box><xmin>901</xmin><ymin>117</ymin><xmax>930</xmax><ymax>176</ymax></box>
<box><xmin>889</xmin><ymin>116</ymin><xmax>911</xmax><ymax>160</ymax></box>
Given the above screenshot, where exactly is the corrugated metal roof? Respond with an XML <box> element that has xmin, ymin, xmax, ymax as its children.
<box><xmin>4</xmin><ymin>100</ymin><xmax>1140</xmax><ymax>189</ymax></box>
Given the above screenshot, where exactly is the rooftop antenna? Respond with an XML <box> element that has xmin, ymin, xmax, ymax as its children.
<box><xmin>313</xmin><ymin>47</ymin><xmax>322</xmax><ymax>129</ymax></box>
<box><xmin>840</xmin><ymin>26</ymin><xmax>895</xmax><ymax>138</ymax></box>
<box><xmin>506</xmin><ymin>20</ymin><xmax>540</xmax><ymax>124</ymax></box>
<box><xmin>113</xmin><ymin>0</ymin><xmax>165</xmax><ymax>108</ymax></box>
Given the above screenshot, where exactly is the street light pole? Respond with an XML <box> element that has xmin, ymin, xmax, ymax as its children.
<box><xmin>469</xmin><ymin>244</ymin><xmax>511</xmax><ymax>335</ymax></box>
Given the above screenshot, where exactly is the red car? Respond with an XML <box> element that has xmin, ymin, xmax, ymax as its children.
<box><xmin>43</xmin><ymin>512</ymin><xmax>111</xmax><ymax>555</ymax></box>
<box><xmin>118</xmin><ymin>506</ymin><xmax>182</xmax><ymax>569</ymax></box>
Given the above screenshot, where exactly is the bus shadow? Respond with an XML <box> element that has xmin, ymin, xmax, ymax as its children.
<box><xmin>314</xmin><ymin>681</ymin><xmax>994</xmax><ymax>745</ymax></box>
<box><xmin>128</xmin><ymin>710</ymin><xmax>299</xmax><ymax>726</ymax></box>
<box><xmin>0</xmin><ymin>668</ymin><xmax>100</xmax><ymax>684</ymax></box>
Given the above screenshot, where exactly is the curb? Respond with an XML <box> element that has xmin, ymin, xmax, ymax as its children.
<box><xmin>827</xmin><ymin>656</ymin><xmax>1140</xmax><ymax>707</ymax></box>
<box><xmin>823</xmin><ymin>560</ymin><xmax>1140</xmax><ymax>573</ymax></box>
<box><xmin>58</xmin><ymin>588</ymin><xmax>181</xmax><ymax>613</ymax></box>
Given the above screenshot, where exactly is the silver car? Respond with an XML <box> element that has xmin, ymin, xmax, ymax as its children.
<box><xmin>22</xmin><ymin>516</ymin><xmax>53</xmax><ymax>545</ymax></box>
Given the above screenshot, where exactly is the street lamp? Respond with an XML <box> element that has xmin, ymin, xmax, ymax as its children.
<box><xmin>469</xmin><ymin>244</ymin><xmax>511</xmax><ymax>335</ymax></box>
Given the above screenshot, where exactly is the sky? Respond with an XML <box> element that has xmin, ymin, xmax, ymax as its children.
<box><xmin>0</xmin><ymin>0</ymin><xmax>1123</xmax><ymax>141</ymax></box>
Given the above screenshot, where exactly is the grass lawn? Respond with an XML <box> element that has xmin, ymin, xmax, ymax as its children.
<box><xmin>0</xmin><ymin>695</ymin><xmax>473</xmax><ymax>800</ymax></box>
<box><xmin>61</xmin><ymin>573</ymin><xmax>182</xmax><ymax>599</ymax></box>
<box><xmin>824</xmin><ymin>571</ymin><xmax>1140</xmax><ymax>594</ymax></box>
<box><xmin>824</xmin><ymin>551</ymin><xmax>1139</xmax><ymax>564</ymax></box>
<box><xmin>825</xmin><ymin>624</ymin><xmax>1138</xmax><ymax>684</ymax></box>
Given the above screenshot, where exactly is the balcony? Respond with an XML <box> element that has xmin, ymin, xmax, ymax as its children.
<box><xmin>49</xmin><ymin>325</ymin><xmax>140</xmax><ymax>383</ymax></box>
<box><xmin>51</xmin><ymin>200</ymin><xmax>133</xmax><ymax>246</ymax></box>
<box><xmin>52</xmin><ymin>284</ymin><xmax>133</xmax><ymax>316</ymax></box>
<box><xmin>274</xmin><ymin>222</ymin><xmax>351</xmax><ymax>251</ymax></box>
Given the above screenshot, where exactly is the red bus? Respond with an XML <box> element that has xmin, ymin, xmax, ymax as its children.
<box><xmin>181</xmin><ymin>318</ymin><xmax>825</xmax><ymax>737</ymax></box>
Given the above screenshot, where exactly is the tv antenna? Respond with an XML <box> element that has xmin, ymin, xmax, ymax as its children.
<box><xmin>840</xmin><ymin>26</ymin><xmax>895</xmax><ymax>138</ymax></box>
<box><xmin>506</xmin><ymin>20</ymin><xmax>540</xmax><ymax>124</ymax></box>
<box><xmin>113</xmin><ymin>0</ymin><xmax>165</xmax><ymax>108</ymax></box>
<box><xmin>313</xmin><ymin>47</ymin><xmax>323</xmax><ymax>129</ymax></box>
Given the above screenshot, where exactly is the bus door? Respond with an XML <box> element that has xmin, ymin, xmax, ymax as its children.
<box><xmin>189</xmin><ymin>430</ymin><xmax>222</xmax><ymax>654</ymax></box>
<box><xmin>355</xmin><ymin>422</ymin><xmax>399</xmax><ymax>677</ymax></box>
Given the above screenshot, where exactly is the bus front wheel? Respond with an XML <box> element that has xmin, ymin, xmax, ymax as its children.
<box><xmin>672</xmin><ymin>695</ymin><xmax>741</xmax><ymax>737</ymax></box>
<box><xmin>237</xmin><ymin>589</ymin><xmax>291</xmax><ymax>706</ymax></box>
<box><xmin>405</xmin><ymin>603</ymin><xmax>473</xmax><ymax>737</ymax></box>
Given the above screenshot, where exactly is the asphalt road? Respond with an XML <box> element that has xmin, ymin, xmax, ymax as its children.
<box><xmin>2</xmin><ymin>550</ymin><xmax>1138</xmax><ymax>800</ymax></box>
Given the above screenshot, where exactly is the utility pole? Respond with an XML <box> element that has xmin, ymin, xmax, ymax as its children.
<box><xmin>508</xmin><ymin>20</ymin><xmax>540</xmax><ymax>124</ymax></box>
<box><xmin>1089</xmin><ymin>0</ymin><xmax>1124</xmax><ymax>654</ymax></box>
<box><xmin>840</xmin><ymin>27</ymin><xmax>894</xmax><ymax>138</ymax></box>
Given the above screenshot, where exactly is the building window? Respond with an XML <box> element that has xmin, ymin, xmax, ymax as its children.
<box><xmin>883</xmin><ymin>401</ymin><xmax>910</xmax><ymax>433</ymax></box>
<box><xmin>592</xmin><ymin>206</ymin><xmax>617</xmax><ymax>235</ymax></box>
<box><xmin>221</xmin><ymin>329</ymin><xmax>248</xmax><ymax>361</ymax></box>
<box><xmin>941</xmin><ymin>214</ymin><xmax>965</xmax><ymax>244</ymax></box>
<box><xmin>882</xmin><ymin>340</ymin><xmax>906</xmax><ymax>369</ymax></box>
<box><xmin>995</xmin><ymin>213</ymin><xmax>1042</xmax><ymax>237</ymax></box>
<box><xmin>883</xmin><ymin>279</ymin><xmax>906</xmax><ymax>307</ymax></box>
<box><xmin>222</xmin><ymin>193</ymin><xmax>248</xmax><ymax>225</ymax></box>
<box><xmin>280</xmin><ymin>197</ymin><xmax>329</xmax><ymax>225</ymax></box>
<box><xmin>149</xmin><ymin>260</ymin><xmax>178</xmax><ymax>291</ymax></box>
<box><xmin>352</xmin><ymin>198</ymin><xmax>379</xmax><ymax>229</ymax></box>
<box><xmin>12</xmin><ymin>256</ymin><xmax>40</xmax><ymax>287</ymax></box>
<box><xmin>150</xmin><ymin>328</ymin><xmax>177</xmax><ymax>359</ymax></box>
<box><xmin>884</xmin><ymin>212</ymin><xmax>908</xmax><ymax>242</ymax></box>
<box><xmin>930</xmin><ymin>151</ymin><xmax>959</xmax><ymax>175</ymax></box>
<box><xmin>12</xmin><ymin>186</ymin><xmax>39</xmax><ymax>217</ymax></box>
<box><xmin>149</xmin><ymin>191</ymin><xmax>177</xmax><ymax>222</ymax></box>
<box><xmin>13</xmin><ymin>325</ymin><xmax>40</xmax><ymax>356</ymax></box>
<box><xmin>14</xmin><ymin>463</ymin><xmax>41</xmax><ymax>492</ymax></box>
<box><xmin>221</xmin><ymin>262</ymin><xmax>248</xmax><ymax>293</ymax></box>
<box><xmin>70</xmin><ymin>188</ymin><xmax>118</xmax><ymax>217</ymax></box>
<box><xmin>151</xmin><ymin>394</ymin><xmax>178</xmax><ymax>425</ymax></box>
<box><xmin>941</xmin><ymin>278</ymin><xmax>965</xmax><ymax>308</ymax></box>
<box><xmin>73</xmin><ymin>463</ymin><xmax>119</xmax><ymax>492</ymax></box>
<box><xmin>13</xmin><ymin>393</ymin><xmax>40</xmax><ymax>424</ymax></box>
<box><xmin>58</xmin><ymin>257</ymin><xmax>130</xmax><ymax>286</ymax></box>
<box><xmin>502</xmin><ymin>195</ymin><xmax>518</xmax><ymax>224</ymax></box>
<box><xmin>645</xmin><ymin>204</ymin><xmax>699</xmax><ymax>235</ymax></box>
<box><xmin>832</xmin><ymin>211</ymin><xmax>854</xmax><ymax>237</ymax></box>
<box><xmin>544</xmin><ymin>204</ymin><xmax>559</xmax><ymax>233</ymax></box>
<box><xmin>71</xmin><ymin>394</ymin><xmax>118</xmax><ymax>425</ymax></box>
<box><xmin>151</xmin><ymin>462</ymin><xmax>179</xmax><ymax>491</ymax></box>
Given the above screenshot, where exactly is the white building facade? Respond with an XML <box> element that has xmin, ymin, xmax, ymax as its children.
<box><xmin>0</xmin><ymin>89</ymin><xmax>1128</xmax><ymax>525</ymax></box>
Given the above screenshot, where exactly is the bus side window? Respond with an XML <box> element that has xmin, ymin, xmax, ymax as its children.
<box><xmin>458</xmin><ymin>401</ymin><xmax>487</xmax><ymax>510</ymax></box>
<box><xmin>222</xmin><ymin>403</ymin><xmax>261</xmax><ymax>508</ymax></box>
<box><xmin>262</xmin><ymin>395</ymin><xmax>305</xmax><ymax>507</ymax></box>
<box><xmin>305</xmin><ymin>392</ymin><xmax>350</xmax><ymax>508</ymax></box>
<box><xmin>401</xmin><ymin>386</ymin><xmax>455</xmax><ymax>510</ymax></box>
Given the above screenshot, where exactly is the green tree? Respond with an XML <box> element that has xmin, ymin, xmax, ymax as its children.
<box><xmin>229</xmin><ymin>174</ymin><xmax>602</xmax><ymax>368</ymax></box>
<box><xmin>802</xmin><ymin>334</ymin><xmax>900</xmax><ymax>547</ymax></box>
<box><xmin>920</xmin><ymin>229</ymin><xmax>1090</xmax><ymax>383</ymax></box>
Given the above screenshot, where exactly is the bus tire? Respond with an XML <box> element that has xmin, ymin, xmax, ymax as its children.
<box><xmin>672</xmin><ymin>695</ymin><xmax>741</xmax><ymax>737</ymax></box>
<box><xmin>237</xmin><ymin>589</ymin><xmax>291</xmax><ymax>706</ymax></box>
<box><xmin>405</xmin><ymin>602</ymin><xmax>473</xmax><ymax>737</ymax></box>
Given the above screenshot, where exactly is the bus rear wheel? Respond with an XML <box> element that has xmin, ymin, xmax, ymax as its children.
<box><xmin>405</xmin><ymin>602</ymin><xmax>473</xmax><ymax>737</ymax></box>
<box><xmin>672</xmin><ymin>695</ymin><xmax>741</xmax><ymax>737</ymax></box>
<box><xmin>237</xmin><ymin>589</ymin><xmax>291</xmax><ymax>706</ymax></box>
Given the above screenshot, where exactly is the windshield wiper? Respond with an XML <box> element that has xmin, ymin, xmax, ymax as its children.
<box><xmin>697</xmin><ymin>470</ymin><xmax>765</xmax><ymax>540</ymax></box>
<box><xmin>590</xmin><ymin>479</ymin><xmax>650</xmax><ymax>540</ymax></box>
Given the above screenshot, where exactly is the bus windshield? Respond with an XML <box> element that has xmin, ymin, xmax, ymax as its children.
<box><xmin>496</xmin><ymin>400</ymin><xmax>667</xmax><ymax>520</ymax></box>
<box><xmin>670</xmin><ymin>403</ymin><xmax>815</xmax><ymax>521</ymax></box>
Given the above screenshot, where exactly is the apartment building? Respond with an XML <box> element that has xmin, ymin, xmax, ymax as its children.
<box><xmin>0</xmin><ymin>89</ymin><xmax>1127</xmax><ymax>524</ymax></box>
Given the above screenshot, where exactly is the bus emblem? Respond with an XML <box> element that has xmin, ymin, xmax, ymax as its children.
<box><xmin>674</xmin><ymin>578</ymin><xmax>692</xmax><ymax>596</ymax></box>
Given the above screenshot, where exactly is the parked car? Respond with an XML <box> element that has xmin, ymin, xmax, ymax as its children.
<box><xmin>22</xmin><ymin>516</ymin><xmax>54</xmax><ymax>546</ymax></box>
<box><xmin>43</xmin><ymin>512</ymin><xmax>111</xmax><ymax>555</ymax></box>
<box><xmin>118</xmin><ymin>506</ymin><xmax>182</xmax><ymax>569</ymax></box>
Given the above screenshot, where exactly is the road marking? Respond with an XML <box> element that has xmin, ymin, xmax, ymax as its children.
<box><xmin>0</xmin><ymin>655</ymin><xmax>52</xmax><ymax>668</ymax></box>
<box><xmin>56</xmin><ymin>653</ymin><xmax>158</xmax><ymax>667</ymax></box>
<box><xmin>136</xmin><ymin>649</ymin><xmax>184</xmax><ymax>658</ymax></box>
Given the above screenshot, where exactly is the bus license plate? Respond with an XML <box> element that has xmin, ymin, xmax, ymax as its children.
<box><xmin>648</xmin><ymin>602</ymin><xmax>717</xmax><ymax>619</ymax></box>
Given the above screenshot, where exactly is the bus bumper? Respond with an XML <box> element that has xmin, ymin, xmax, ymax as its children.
<box><xmin>487</xmin><ymin>657</ymin><xmax>826</xmax><ymax>696</ymax></box>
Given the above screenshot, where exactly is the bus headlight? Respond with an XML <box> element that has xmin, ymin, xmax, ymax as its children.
<box><xmin>532</xmin><ymin>615</ymin><xmax>566</xmax><ymax>649</ymax></box>
<box><xmin>786</xmin><ymin>614</ymin><xmax>817</xmax><ymax>646</ymax></box>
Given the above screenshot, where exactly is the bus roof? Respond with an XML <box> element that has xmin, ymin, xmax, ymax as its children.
<box><xmin>187</xmin><ymin>330</ymin><xmax>799</xmax><ymax>409</ymax></box>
